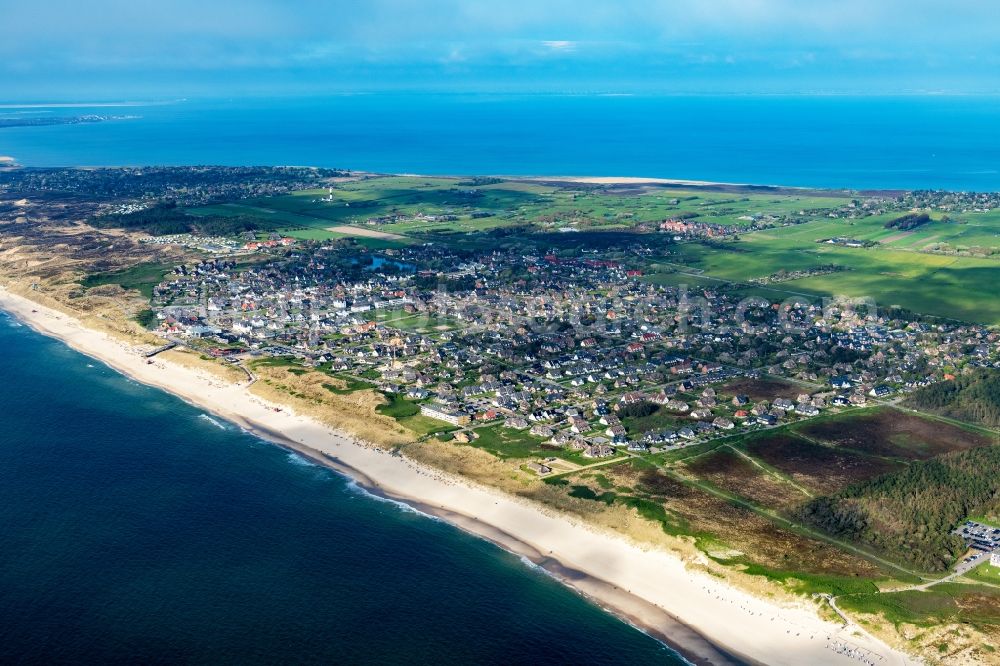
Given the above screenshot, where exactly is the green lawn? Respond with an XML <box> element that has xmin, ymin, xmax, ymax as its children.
<box><xmin>621</xmin><ymin>405</ymin><xmax>688</xmax><ymax>435</ymax></box>
<box><xmin>965</xmin><ymin>564</ymin><xmax>1000</xmax><ymax>586</ymax></box>
<box><xmin>661</xmin><ymin>218</ymin><xmax>1000</xmax><ymax>324</ymax></box>
<box><xmin>397</xmin><ymin>414</ymin><xmax>459</xmax><ymax>436</ymax></box>
<box><xmin>375</xmin><ymin>392</ymin><xmax>421</xmax><ymax>418</ymax></box>
<box><xmin>467</xmin><ymin>425</ymin><xmax>549</xmax><ymax>459</ymax></box>
<box><xmin>80</xmin><ymin>262</ymin><xmax>174</xmax><ymax>299</ymax></box>
<box><xmin>462</xmin><ymin>425</ymin><xmax>605</xmax><ymax>466</ymax></box>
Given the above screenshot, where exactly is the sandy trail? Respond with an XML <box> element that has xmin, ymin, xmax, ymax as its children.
<box><xmin>327</xmin><ymin>224</ymin><xmax>408</xmax><ymax>240</ymax></box>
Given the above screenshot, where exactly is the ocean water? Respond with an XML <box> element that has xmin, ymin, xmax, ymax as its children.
<box><xmin>0</xmin><ymin>313</ymin><xmax>681</xmax><ymax>664</ymax></box>
<box><xmin>2</xmin><ymin>94</ymin><xmax>1000</xmax><ymax>190</ymax></box>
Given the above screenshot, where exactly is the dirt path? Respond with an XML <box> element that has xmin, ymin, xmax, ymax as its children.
<box><xmin>724</xmin><ymin>443</ymin><xmax>815</xmax><ymax>498</ymax></box>
<box><xmin>327</xmin><ymin>224</ymin><xmax>408</xmax><ymax>240</ymax></box>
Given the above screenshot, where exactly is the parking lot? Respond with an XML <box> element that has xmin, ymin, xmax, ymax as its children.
<box><xmin>952</xmin><ymin>520</ymin><xmax>1000</xmax><ymax>575</ymax></box>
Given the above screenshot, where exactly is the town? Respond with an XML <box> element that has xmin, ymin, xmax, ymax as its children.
<box><xmin>149</xmin><ymin>234</ymin><xmax>997</xmax><ymax>468</ymax></box>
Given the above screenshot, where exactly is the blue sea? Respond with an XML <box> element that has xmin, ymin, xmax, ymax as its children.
<box><xmin>2</xmin><ymin>94</ymin><xmax>1000</xmax><ymax>190</ymax></box>
<box><xmin>0</xmin><ymin>312</ymin><xmax>682</xmax><ymax>664</ymax></box>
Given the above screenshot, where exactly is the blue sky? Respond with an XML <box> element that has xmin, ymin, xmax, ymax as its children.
<box><xmin>4</xmin><ymin>0</ymin><xmax>1000</xmax><ymax>100</ymax></box>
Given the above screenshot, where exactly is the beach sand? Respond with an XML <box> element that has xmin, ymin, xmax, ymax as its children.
<box><xmin>554</xmin><ymin>176</ymin><xmax>726</xmax><ymax>186</ymax></box>
<box><xmin>0</xmin><ymin>285</ymin><xmax>917</xmax><ymax>666</ymax></box>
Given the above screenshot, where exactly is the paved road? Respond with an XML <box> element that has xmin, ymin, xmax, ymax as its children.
<box><xmin>921</xmin><ymin>550</ymin><xmax>990</xmax><ymax>588</ymax></box>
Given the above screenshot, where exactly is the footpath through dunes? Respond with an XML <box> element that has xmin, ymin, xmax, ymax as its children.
<box><xmin>0</xmin><ymin>285</ymin><xmax>918</xmax><ymax>666</ymax></box>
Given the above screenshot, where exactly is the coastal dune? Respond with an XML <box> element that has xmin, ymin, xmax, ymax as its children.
<box><xmin>0</xmin><ymin>286</ymin><xmax>917</xmax><ymax>666</ymax></box>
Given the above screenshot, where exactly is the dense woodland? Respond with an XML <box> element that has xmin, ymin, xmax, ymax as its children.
<box><xmin>904</xmin><ymin>369</ymin><xmax>1000</xmax><ymax>427</ymax></box>
<box><xmin>89</xmin><ymin>202</ymin><xmax>281</xmax><ymax>236</ymax></box>
<box><xmin>795</xmin><ymin>445</ymin><xmax>1000</xmax><ymax>572</ymax></box>
<box><xmin>884</xmin><ymin>212</ymin><xmax>931</xmax><ymax>230</ymax></box>
<box><xmin>617</xmin><ymin>400</ymin><xmax>659</xmax><ymax>418</ymax></box>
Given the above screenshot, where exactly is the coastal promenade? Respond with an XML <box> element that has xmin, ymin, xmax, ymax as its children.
<box><xmin>0</xmin><ymin>285</ymin><xmax>918</xmax><ymax>666</ymax></box>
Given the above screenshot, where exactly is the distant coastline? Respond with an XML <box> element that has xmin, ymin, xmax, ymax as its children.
<box><xmin>0</xmin><ymin>115</ymin><xmax>139</xmax><ymax>130</ymax></box>
<box><xmin>2</xmin><ymin>94</ymin><xmax>999</xmax><ymax>190</ymax></box>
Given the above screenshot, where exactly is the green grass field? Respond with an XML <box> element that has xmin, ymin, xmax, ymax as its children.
<box><xmin>838</xmin><ymin>583</ymin><xmax>1000</xmax><ymax>628</ymax></box>
<box><xmin>462</xmin><ymin>425</ymin><xmax>610</xmax><ymax>466</ymax></box>
<box><xmin>651</xmin><ymin>216</ymin><xmax>1000</xmax><ymax>323</ymax></box>
<box><xmin>81</xmin><ymin>261</ymin><xmax>175</xmax><ymax>299</ymax></box>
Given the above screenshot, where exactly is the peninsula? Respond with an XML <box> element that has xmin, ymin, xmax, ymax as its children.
<box><xmin>2</xmin><ymin>166</ymin><xmax>999</xmax><ymax>665</ymax></box>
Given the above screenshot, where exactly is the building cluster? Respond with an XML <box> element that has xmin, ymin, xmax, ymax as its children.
<box><xmin>149</xmin><ymin>239</ymin><xmax>999</xmax><ymax>459</ymax></box>
<box><xmin>0</xmin><ymin>166</ymin><xmax>348</xmax><ymax>207</ymax></box>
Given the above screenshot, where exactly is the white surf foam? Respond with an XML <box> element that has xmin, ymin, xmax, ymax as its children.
<box><xmin>198</xmin><ymin>414</ymin><xmax>227</xmax><ymax>430</ymax></box>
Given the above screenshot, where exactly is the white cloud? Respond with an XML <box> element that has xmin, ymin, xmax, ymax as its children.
<box><xmin>542</xmin><ymin>40</ymin><xmax>577</xmax><ymax>52</ymax></box>
<box><xmin>2</xmin><ymin>0</ymin><xmax>999</xmax><ymax>94</ymax></box>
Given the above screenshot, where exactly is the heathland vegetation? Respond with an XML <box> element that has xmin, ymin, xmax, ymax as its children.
<box><xmin>796</xmin><ymin>445</ymin><xmax>1000</xmax><ymax>572</ymax></box>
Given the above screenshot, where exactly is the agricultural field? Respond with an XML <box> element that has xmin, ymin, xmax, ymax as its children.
<box><xmin>655</xmin><ymin>215</ymin><xmax>1000</xmax><ymax>323</ymax></box>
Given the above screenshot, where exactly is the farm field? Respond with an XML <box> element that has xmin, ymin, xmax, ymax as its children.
<box><xmin>658</xmin><ymin>216</ymin><xmax>1000</xmax><ymax>323</ymax></box>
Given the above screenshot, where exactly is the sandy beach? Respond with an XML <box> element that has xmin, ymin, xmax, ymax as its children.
<box><xmin>0</xmin><ymin>286</ymin><xmax>918</xmax><ymax>666</ymax></box>
<box><xmin>551</xmin><ymin>176</ymin><xmax>729</xmax><ymax>186</ymax></box>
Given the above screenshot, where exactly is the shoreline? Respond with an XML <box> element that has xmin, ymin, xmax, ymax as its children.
<box><xmin>0</xmin><ymin>285</ymin><xmax>917</xmax><ymax>666</ymax></box>
<box><xmin>390</xmin><ymin>172</ymin><xmax>902</xmax><ymax>195</ymax></box>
